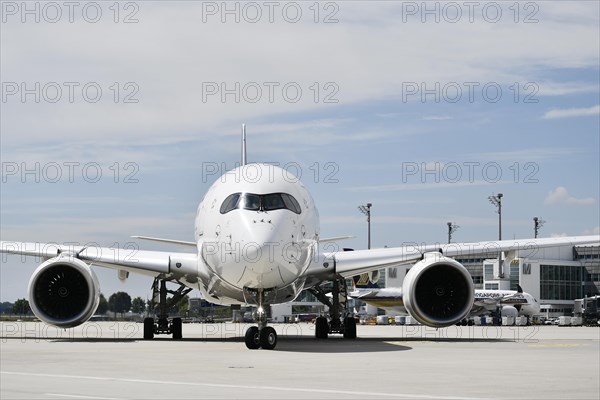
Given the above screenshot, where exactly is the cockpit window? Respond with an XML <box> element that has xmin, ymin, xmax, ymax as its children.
<box><xmin>281</xmin><ymin>193</ymin><xmax>302</xmax><ymax>214</ymax></box>
<box><xmin>263</xmin><ymin>193</ymin><xmax>285</xmax><ymax>211</ymax></box>
<box><xmin>241</xmin><ymin>193</ymin><xmax>261</xmax><ymax>211</ymax></box>
<box><xmin>220</xmin><ymin>193</ymin><xmax>240</xmax><ymax>214</ymax></box>
<box><xmin>219</xmin><ymin>192</ymin><xmax>302</xmax><ymax>214</ymax></box>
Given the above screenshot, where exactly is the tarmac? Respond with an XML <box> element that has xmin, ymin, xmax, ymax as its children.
<box><xmin>1</xmin><ymin>321</ymin><xmax>598</xmax><ymax>399</ymax></box>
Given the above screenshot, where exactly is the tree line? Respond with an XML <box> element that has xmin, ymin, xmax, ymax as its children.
<box><xmin>2</xmin><ymin>292</ymin><xmax>190</xmax><ymax>317</ymax></box>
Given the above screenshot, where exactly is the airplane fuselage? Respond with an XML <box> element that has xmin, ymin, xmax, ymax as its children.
<box><xmin>193</xmin><ymin>163</ymin><xmax>320</xmax><ymax>305</ymax></box>
<box><xmin>352</xmin><ymin>288</ymin><xmax>541</xmax><ymax>318</ymax></box>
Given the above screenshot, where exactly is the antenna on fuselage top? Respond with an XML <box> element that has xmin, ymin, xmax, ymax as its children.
<box><xmin>241</xmin><ymin>124</ymin><xmax>247</xmax><ymax>166</ymax></box>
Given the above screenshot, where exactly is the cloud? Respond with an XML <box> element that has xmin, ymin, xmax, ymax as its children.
<box><xmin>423</xmin><ymin>115</ymin><xmax>453</xmax><ymax>121</ymax></box>
<box><xmin>583</xmin><ymin>227</ymin><xmax>600</xmax><ymax>235</ymax></box>
<box><xmin>537</xmin><ymin>82</ymin><xmax>599</xmax><ymax>96</ymax></box>
<box><xmin>550</xmin><ymin>232</ymin><xmax>568</xmax><ymax>238</ymax></box>
<box><xmin>476</xmin><ymin>148</ymin><xmax>582</xmax><ymax>161</ymax></box>
<box><xmin>542</xmin><ymin>105</ymin><xmax>600</xmax><ymax>119</ymax></box>
<box><xmin>2</xmin><ymin>2</ymin><xmax>599</xmax><ymax>145</ymax></box>
<box><xmin>346</xmin><ymin>180</ymin><xmax>504</xmax><ymax>193</ymax></box>
<box><xmin>543</xmin><ymin>186</ymin><xmax>596</xmax><ymax>206</ymax></box>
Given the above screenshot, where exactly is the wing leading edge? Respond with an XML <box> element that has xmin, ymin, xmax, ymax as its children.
<box><xmin>327</xmin><ymin>235</ymin><xmax>599</xmax><ymax>278</ymax></box>
<box><xmin>0</xmin><ymin>241</ymin><xmax>198</xmax><ymax>277</ymax></box>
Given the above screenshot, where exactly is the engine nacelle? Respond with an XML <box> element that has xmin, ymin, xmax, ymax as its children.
<box><xmin>501</xmin><ymin>305</ymin><xmax>518</xmax><ymax>318</ymax></box>
<box><xmin>28</xmin><ymin>255</ymin><xmax>100</xmax><ymax>328</ymax></box>
<box><xmin>403</xmin><ymin>253</ymin><xmax>474</xmax><ymax>327</ymax></box>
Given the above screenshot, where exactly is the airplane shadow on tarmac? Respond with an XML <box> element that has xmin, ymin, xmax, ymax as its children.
<box><xmin>0</xmin><ymin>335</ymin><xmax>514</xmax><ymax>353</ymax></box>
<box><xmin>272</xmin><ymin>336</ymin><xmax>515</xmax><ymax>353</ymax></box>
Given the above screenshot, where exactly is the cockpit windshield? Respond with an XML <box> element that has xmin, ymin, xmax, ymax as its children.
<box><xmin>220</xmin><ymin>192</ymin><xmax>302</xmax><ymax>214</ymax></box>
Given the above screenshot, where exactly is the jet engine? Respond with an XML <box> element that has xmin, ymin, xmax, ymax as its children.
<box><xmin>501</xmin><ymin>305</ymin><xmax>518</xmax><ymax>318</ymax></box>
<box><xmin>402</xmin><ymin>253</ymin><xmax>474</xmax><ymax>327</ymax></box>
<box><xmin>28</xmin><ymin>255</ymin><xmax>100</xmax><ymax>328</ymax></box>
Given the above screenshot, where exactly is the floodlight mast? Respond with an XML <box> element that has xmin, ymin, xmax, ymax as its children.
<box><xmin>241</xmin><ymin>124</ymin><xmax>247</xmax><ymax>166</ymax></box>
<box><xmin>447</xmin><ymin>222</ymin><xmax>460</xmax><ymax>244</ymax></box>
<box><xmin>488</xmin><ymin>193</ymin><xmax>503</xmax><ymax>277</ymax></box>
<box><xmin>488</xmin><ymin>193</ymin><xmax>503</xmax><ymax>241</ymax></box>
<box><xmin>534</xmin><ymin>217</ymin><xmax>546</xmax><ymax>238</ymax></box>
<box><xmin>358</xmin><ymin>203</ymin><xmax>372</xmax><ymax>249</ymax></box>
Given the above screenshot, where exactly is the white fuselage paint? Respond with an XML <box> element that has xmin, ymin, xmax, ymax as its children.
<box><xmin>473</xmin><ymin>290</ymin><xmax>540</xmax><ymax>317</ymax></box>
<box><xmin>192</xmin><ymin>164</ymin><xmax>320</xmax><ymax>306</ymax></box>
<box><xmin>352</xmin><ymin>288</ymin><xmax>541</xmax><ymax>317</ymax></box>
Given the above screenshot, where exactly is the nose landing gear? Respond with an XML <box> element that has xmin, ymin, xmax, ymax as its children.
<box><xmin>244</xmin><ymin>290</ymin><xmax>278</xmax><ymax>350</ymax></box>
<box><xmin>245</xmin><ymin>325</ymin><xmax>277</xmax><ymax>350</ymax></box>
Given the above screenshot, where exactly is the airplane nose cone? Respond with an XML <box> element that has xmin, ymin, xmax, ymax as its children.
<box><xmin>206</xmin><ymin>213</ymin><xmax>308</xmax><ymax>290</ymax></box>
<box><xmin>240</xmin><ymin>224</ymin><xmax>286</xmax><ymax>287</ymax></box>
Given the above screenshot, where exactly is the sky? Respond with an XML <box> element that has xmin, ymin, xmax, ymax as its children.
<box><xmin>1</xmin><ymin>1</ymin><xmax>599</xmax><ymax>302</ymax></box>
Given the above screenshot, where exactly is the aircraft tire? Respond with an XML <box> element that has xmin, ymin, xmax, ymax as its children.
<box><xmin>143</xmin><ymin>318</ymin><xmax>154</xmax><ymax>340</ymax></box>
<box><xmin>315</xmin><ymin>317</ymin><xmax>329</xmax><ymax>339</ymax></box>
<box><xmin>343</xmin><ymin>316</ymin><xmax>357</xmax><ymax>339</ymax></box>
<box><xmin>259</xmin><ymin>327</ymin><xmax>277</xmax><ymax>350</ymax></box>
<box><xmin>172</xmin><ymin>317</ymin><xmax>182</xmax><ymax>339</ymax></box>
<box><xmin>245</xmin><ymin>326</ymin><xmax>261</xmax><ymax>349</ymax></box>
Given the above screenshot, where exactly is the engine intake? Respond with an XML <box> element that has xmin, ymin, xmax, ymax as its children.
<box><xmin>28</xmin><ymin>255</ymin><xmax>100</xmax><ymax>328</ymax></box>
<box><xmin>403</xmin><ymin>253</ymin><xmax>474</xmax><ymax>327</ymax></box>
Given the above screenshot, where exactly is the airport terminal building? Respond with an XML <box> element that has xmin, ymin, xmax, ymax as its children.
<box><xmin>268</xmin><ymin>241</ymin><xmax>599</xmax><ymax>322</ymax></box>
<box><xmin>386</xmin><ymin>243</ymin><xmax>600</xmax><ymax>318</ymax></box>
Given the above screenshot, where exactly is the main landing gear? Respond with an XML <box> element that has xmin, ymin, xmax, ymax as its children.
<box><xmin>143</xmin><ymin>278</ymin><xmax>192</xmax><ymax>340</ymax></box>
<box><xmin>309</xmin><ymin>276</ymin><xmax>357</xmax><ymax>340</ymax></box>
<box><xmin>244</xmin><ymin>289</ymin><xmax>278</xmax><ymax>350</ymax></box>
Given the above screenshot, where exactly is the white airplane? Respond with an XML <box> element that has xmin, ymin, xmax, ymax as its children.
<box><xmin>1</xmin><ymin>126</ymin><xmax>598</xmax><ymax>349</ymax></box>
<box><xmin>350</xmin><ymin>280</ymin><xmax>540</xmax><ymax>324</ymax></box>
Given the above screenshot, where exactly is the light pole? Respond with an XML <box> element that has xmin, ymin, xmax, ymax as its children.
<box><xmin>358</xmin><ymin>203</ymin><xmax>372</xmax><ymax>249</ymax></box>
<box><xmin>488</xmin><ymin>193</ymin><xmax>503</xmax><ymax>241</ymax></box>
<box><xmin>447</xmin><ymin>222</ymin><xmax>460</xmax><ymax>244</ymax></box>
<box><xmin>533</xmin><ymin>217</ymin><xmax>546</xmax><ymax>238</ymax></box>
<box><xmin>488</xmin><ymin>193</ymin><xmax>503</xmax><ymax>278</ymax></box>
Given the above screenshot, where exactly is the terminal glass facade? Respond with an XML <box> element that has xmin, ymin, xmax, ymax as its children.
<box><xmin>484</xmin><ymin>263</ymin><xmax>494</xmax><ymax>281</ymax></box>
<box><xmin>509</xmin><ymin>263</ymin><xmax>520</xmax><ymax>291</ymax></box>
<box><xmin>540</xmin><ymin>264</ymin><xmax>586</xmax><ymax>300</ymax></box>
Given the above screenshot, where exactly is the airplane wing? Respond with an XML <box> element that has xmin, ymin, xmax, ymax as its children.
<box><xmin>131</xmin><ymin>235</ymin><xmax>197</xmax><ymax>247</ymax></box>
<box><xmin>326</xmin><ymin>235</ymin><xmax>599</xmax><ymax>278</ymax></box>
<box><xmin>316</xmin><ymin>235</ymin><xmax>598</xmax><ymax>329</ymax></box>
<box><xmin>0</xmin><ymin>241</ymin><xmax>198</xmax><ymax>277</ymax></box>
<box><xmin>318</xmin><ymin>235</ymin><xmax>354</xmax><ymax>244</ymax></box>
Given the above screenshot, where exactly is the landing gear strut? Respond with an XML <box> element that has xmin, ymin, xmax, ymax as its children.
<box><xmin>143</xmin><ymin>278</ymin><xmax>192</xmax><ymax>340</ymax></box>
<box><xmin>309</xmin><ymin>276</ymin><xmax>357</xmax><ymax>340</ymax></box>
<box><xmin>244</xmin><ymin>289</ymin><xmax>278</xmax><ymax>350</ymax></box>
